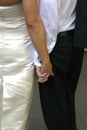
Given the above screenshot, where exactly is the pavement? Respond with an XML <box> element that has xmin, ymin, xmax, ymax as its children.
<box><xmin>28</xmin><ymin>51</ymin><xmax>87</xmax><ymax>130</ymax></box>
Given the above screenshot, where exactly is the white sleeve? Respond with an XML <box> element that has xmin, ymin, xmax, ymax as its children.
<box><xmin>34</xmin><ymin>0</ymin><xmax>59</xmax><ymax>67</ymax></box>
<box><xmin>34</xmin><ymin>50</ymin><xmax>42</xmax><ymax>67</ymax></box>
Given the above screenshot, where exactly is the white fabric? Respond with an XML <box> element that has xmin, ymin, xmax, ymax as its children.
<box><xmin>34</xmin><ymin>0</ymin><xmax>77</xmax><ymax>66</ymax></box>
<box><xmin>0</xmin><ymin>3</ymin><xmax>35</xmax><ymax>130</ymax></box>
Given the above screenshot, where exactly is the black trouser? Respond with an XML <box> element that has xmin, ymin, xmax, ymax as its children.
<box><xmin>39</xmin><ymin>31</ymin><xmax>84</xmax><ymax>130</ymax></box>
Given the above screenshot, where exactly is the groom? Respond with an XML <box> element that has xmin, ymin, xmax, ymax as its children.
<box><xmin>37</xmin><ymin>0</ymin><xmax>87</xmax><ymax>130</ymax></box>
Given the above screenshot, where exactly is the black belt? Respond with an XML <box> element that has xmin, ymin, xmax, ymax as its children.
<box><xmin>58</xmin><ymin>29</ymin><xmax>74</xmax><ymax>36</ymax></box>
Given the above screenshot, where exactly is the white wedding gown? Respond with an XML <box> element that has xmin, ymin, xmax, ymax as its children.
<box><xmin>0</xmin><ymin>2</ymin><xmax>35</xmax><ymax>130</ymax></box>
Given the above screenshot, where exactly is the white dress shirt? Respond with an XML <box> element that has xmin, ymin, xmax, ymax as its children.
<box><xmin>34</xmin><ymin>0</ymin><xmax>77</xmax><ymax>66</ymax></box>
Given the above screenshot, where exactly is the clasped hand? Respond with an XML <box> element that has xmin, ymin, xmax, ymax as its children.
<box><xmin>36</xmin><ymin>62</ymin><xmax>54</xmax><ymax>83</ymax></box>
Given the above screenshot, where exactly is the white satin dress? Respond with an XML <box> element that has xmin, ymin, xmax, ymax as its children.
<box><xmin>0</xmin><ymin>2</ymin><xmax>35</xmax><ymax>130</ymax></box>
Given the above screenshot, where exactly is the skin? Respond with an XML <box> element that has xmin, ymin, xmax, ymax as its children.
<box><xmin>0</xmin><ymin>0</ymin><xmax>53</xmax><ymax>82</ymax></box>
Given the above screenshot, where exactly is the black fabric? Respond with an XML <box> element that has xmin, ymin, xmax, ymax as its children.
<box><xmin>39</xmin><ymin>33</ymin><xmax>84</xmax><ymax>130</ymax></box>
<box><xmin>59</xmin><ymin>30</ymin><xmax>74</xmax><ymax>37</ymax></box>
<box><xmin>74</xmin><ymin>0</ymin><xmax>87</xmax><ymax>48</ymax></box>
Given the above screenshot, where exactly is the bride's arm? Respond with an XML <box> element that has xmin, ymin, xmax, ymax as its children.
<box><xmin>22</xmin><ymin>0</ymin><xmax>53</xmax><ymax>82</ymax></box>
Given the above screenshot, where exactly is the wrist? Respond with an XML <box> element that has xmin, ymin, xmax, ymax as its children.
<box><xmin>41</xmin><ymin>58</ymin><xmax>51</xmax><ymax>66</ymax></box>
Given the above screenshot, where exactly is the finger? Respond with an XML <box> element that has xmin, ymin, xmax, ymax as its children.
<box><xmin>39</xmin><ymin>74</ymin><xmax>49</xmax><ymax>79</ymax></box>
<box><xmin>37</xmin><ymin>72</ymin><xmax>47</xmax><ymax>78</ymax></box>
<box><xmin>51</xmin><ymin>71</ymin><xmax>54</xmax><ymax>76</ymax></box>
<box><xmin>36</xmin><ymin>67</ymin><xmax>47</xmax><ymax>77</ymax></box>
<box><xmin>38</xmin><ymin>77</ymin><xmax>48</xmax><ymax>83</ymax></box>
<box><xmin>38</xmin><ymin>78</ymin><xmax>48</xmax><ymax>83</ymax></box>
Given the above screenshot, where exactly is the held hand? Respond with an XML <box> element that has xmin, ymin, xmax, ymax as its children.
<box><xmin>41</xmin><ymin>61</ymin><xmax>53</xmax><ymax>76</ymax></box>
<box><xmin>36</xmin><ymin>67</ymin><xmax>48</xmax><ymax>83</ymax></box>
<box><xmin>36</xmin><ymin>62</ymin><xmax>54</xmax><ymax>83</ymax></box>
